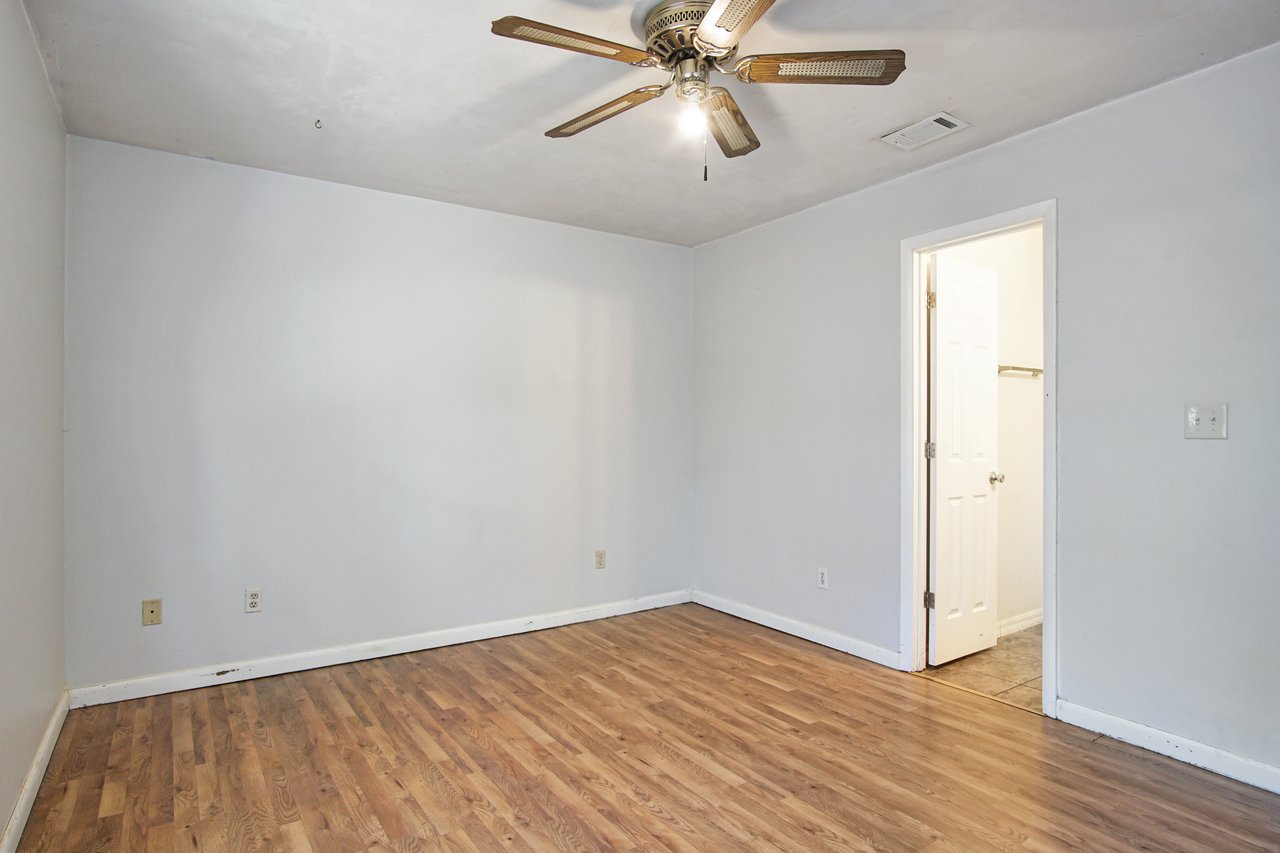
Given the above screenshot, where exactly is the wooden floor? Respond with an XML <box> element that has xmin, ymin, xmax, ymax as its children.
<box><xmin>19</xmin><ymin>605</ymin><xmax>1280</xmax><ymax>852</ymax></box>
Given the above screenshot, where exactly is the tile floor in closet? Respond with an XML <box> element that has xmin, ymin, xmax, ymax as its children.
<box><xmin>925</xmin><ymin>624</ymin><xmax>1043</xmax><ymax>712</ymax></box>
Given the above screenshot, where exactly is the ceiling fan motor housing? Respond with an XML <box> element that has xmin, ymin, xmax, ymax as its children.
<box><xmin>645</xmin><ymin>0</ymin><xmax>723</xmax><ymax>66</ymax></box>
<box><xmin>674</xmin><ymin>57</ymin><xmax>711</xmax><ymax>102</ymax></box>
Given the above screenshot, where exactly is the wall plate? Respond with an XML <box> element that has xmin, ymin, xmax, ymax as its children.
<box><xmin>1184</xmin><ymin>403</ymin><xmax>1227</xmax><ymax>439</ymax></box>
<box><xmin>142</xmin><ymin>598</ymin><xmax>162</xmax><ymax>626</ymax></box>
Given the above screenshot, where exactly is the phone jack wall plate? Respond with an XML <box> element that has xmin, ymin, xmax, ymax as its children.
<box><xmin>142</xmin><ymin>598</ymin><xmax>162</xmax><ymax>626</ymax></box>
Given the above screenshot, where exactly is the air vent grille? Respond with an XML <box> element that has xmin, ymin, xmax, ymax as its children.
<box><xmin>881</xmin><ymin>111</ymin><xmax>970</xmax><ymax>151</ymax></box>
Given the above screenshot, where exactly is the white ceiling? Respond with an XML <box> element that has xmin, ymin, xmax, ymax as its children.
<box><xmin>25</xmin><ymin>0</ymin><xmax>1280</xmax><ymax>246</ymax></box>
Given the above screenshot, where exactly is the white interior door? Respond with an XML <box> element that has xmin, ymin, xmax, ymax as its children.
<box><xmin>929</xmin><ymin>254</ymin><xmax>1000</xmax><ymax>665</ymax></box>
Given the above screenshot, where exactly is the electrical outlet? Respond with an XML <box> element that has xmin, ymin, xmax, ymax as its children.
<box><xmin>245</xmin><ymin>588</ymin><xmax>262</xmax><ymax>613</ymax></box>
<box><xmin>817</xmin><ymin>569</ymin><xmax>829</xmax><ymax>590</ymax></box>
<box><xmin>142</xmin><ymin>598</ymin><xmax>162</xmax><ymax>626</ymax></box>
<box><xmin>595</xmin><ymin>550</ymin><xmax>607</xmax><ymax>570</ymax></box>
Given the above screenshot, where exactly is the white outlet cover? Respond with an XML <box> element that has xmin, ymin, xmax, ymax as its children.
<box><xmin>817</xmin><ymin>568</ymin><xmax>829</xmax><ymax>590</ymax></box>
<box><xmin>1184</xmin><ymin>403</ymin><xmax>1228</xmax><ymax>439</ymax></box>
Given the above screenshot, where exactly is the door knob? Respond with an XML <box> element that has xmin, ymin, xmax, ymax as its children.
<box><xmin>989</xmin><ymin>472</ymin><xmax>1005</xmax><ymax>485</ymax></box>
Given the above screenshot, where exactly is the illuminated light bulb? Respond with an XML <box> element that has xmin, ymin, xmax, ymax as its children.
<box><xmin>679</xmin><ymin>100</ymin><xmax>706</xmax><ymax>138</ymax></box>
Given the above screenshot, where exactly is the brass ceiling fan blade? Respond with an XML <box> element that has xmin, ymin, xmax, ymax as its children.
<box><xmin>734</xmin><ymin>50</ymin><xmax>907</xmax><ymax>85</ymax></box>
<box><xmin>546</xmin><ymin>86</ymin><xmax>667</xmax><ymax>138</ymax></box>
<box><xmin>694</xmin><ymin>0</ymin><xmax>777</xmax><ymax>56</ymax></box>
<box><xmin>704</xmin><ymin>87</ymin><xmax>760</xmax><ymax>158</ymax></box>
<box><xmin>491</xmin><ymin>16</ymin><xmax>652</xmax><ymax>65</ymax></box>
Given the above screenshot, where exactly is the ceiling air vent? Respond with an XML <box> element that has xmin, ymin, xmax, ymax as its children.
<box><xmin>881</xmin><ymin>111</ymin><xmax>969</xmax><ymax>151</ymax></box>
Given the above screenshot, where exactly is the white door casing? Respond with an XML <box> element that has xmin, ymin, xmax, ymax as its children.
<box><xmin>929</xmin><ymin>254</ymin><xmax>1000</xmax><ymax>665</ymax></box>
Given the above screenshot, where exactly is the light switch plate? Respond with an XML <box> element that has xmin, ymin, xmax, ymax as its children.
<box><xmin>1184</xmin><ymin>403</ymin><xmax>1228</xmax><ymax>439</ymax></box>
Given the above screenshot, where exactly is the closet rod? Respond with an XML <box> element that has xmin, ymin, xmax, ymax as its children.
<box><xmin>998</xmin><ymin>364</ymin><xmax>1043</xmax><ymax>377</ymax></box>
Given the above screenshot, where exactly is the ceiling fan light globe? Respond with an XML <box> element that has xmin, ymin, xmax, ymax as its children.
<box><xmin>679</xmin><ymin>101</ymin><xmax>707</xmax><ymax>137</ymax></box>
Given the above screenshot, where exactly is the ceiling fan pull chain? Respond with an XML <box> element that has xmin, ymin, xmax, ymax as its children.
<box><xmin>703</xmin><ymin>120</ymin><xmax>709</xmax><ymax>182</ymax></box>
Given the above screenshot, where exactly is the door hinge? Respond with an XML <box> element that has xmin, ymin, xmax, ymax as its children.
<box><xmin>924</xmin><ymin>591</ymin><xmax>936</xmax><ymax>609</ymax></box>
<box><xmin>924</xmin><ymin>441</ymin><xmax>936</xmax><ymax>460</ymax></box>
<box><xmin>926</xmin><ymin>291</ymin><xmax>937</xmax><ymax>309</ymax></box>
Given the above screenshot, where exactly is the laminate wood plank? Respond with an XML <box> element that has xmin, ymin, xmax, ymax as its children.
<box><xmin>614</xmin><ymin>738</ymin><xmax>808</xmax><ymax>851</ymax></box>
<box><xmin>60</xmin><ymin>704</ymin><xmax>99</xmax><ymax>782</ymax></box>
<box><xmin>332</xmin><ymin>668</ymin><xmax>409</xmax><ymax>770</ymax></box>
<box><xmin>340</xmin><ymin>738</ymin><xmax>421</xmax><ymax>843</ymax></box>
<box><xmin>94</xmin><ymin>701</ymin><xmax>132</xmax><ymax>819</ymax></box>
<box><xmin>652</xmin><ymin>614</ymin><xmax>1173</xmax><ymax>850</ymax></box>
<box><xmin>428</xmin><ymin>643</ymin><xmax>763</xmax><ymax>851</ymax></box>
<box><xmin>640</xmin><ymin>665</ymin><xmax>1047</xmax><ymax>847</ymax></box>
<box><xmin>146</xmin><ymin>693</ymin><xmax>174</xmax><ymax>831</ymax></box>
<box><xmin>637</xmin><ymin>614</ymin><xmax>1131</xmax><ymax>845</ymax></box>
<box><xmin>312</xmin><ymin>742</ymin><xmax>393</xmax><ymax>849</ymax></box>
<box><xmin>63</xmin><ymin>704</ymin><xmax>119</xmax><ymax>852</ymax></box>
<box><xmin>19</xmin><ymin>605</ymin><xmax>1280</xmax><ymax>852</ymax></box>
<box><xmin>486</xmin><ymin>713</ymin><xmax>684</xmax><ymax>852</ymax></box>
<box><xmin>261</xmin><ymin>682</ymin><xmax>369</xmax><ymax>853</ymax></box>
<box><xmin>115</xmin><ymin>700</ymin><xmax>152</xmax><ymax>853</ymax></box>
<box><xmin>141</xmin><ymin>821</ymin><xmax>171</xmax><ymax>853</ymax></box>
<box><xmin>393</xmin><ymin>758</ymin><xmax>512</xmax><ymax>848</ymax></box>
<box><xmin>486</xmin><ymin>640</ymin><xmax>793</xmax><ymax>845</ymax></box>
<box><xmin>234</xmin><ymin>683</ymin><xmax>301</xmax><ymax>830</ymax></box>
<box><xmin>390</xmin><ymin>687</ymin><xmax>559</xmax><ymax>850</ymax></box>
<box><xmin>458</xmin><ymin>698</ymin><xmax>617</xmax><ymax>851</ymax></box>
<box><xmin>22</xmin><ymin>778</ymin><xmax>79</xmax><ymax>853</ymax></box>
<box><xmin>171</xmin><ymin>694</ymin><xmax>202</xmax><ymax>832</ymax></box>
<box><xmin>647</xmin><ymin>696</ymin><xmax>924</xmax><ymax>850</ymax></box>
<box><xmin>90</xmin><ymin>812</ymin><xmax>121</xmax><ymax>852</ymax></box>
<box><xmin>278</xmin><ymin>820</ymin><xmax>316</xmax><ymax>853</ymax></box>
<box><xmin>21</xmin><ymin>714</ymin><xmax>79</xmax><ymax>850</ymax></box>
<box><xmin>210</xmin><ymin>685</ymin><xmax>281</xmax><ymax>852</ymax></box>
<box><xmin>369</xmin><ymin>661</ymin><xmax>477</xmax><ymax>773</ymax></box>
<box><xmin>478</xmin><ymin>679</ymin><xmax>717</xmax><ymax>850</ymax></box>
<box><xmin>1089</xmin><ymin>735</ymin><xmax>1279</xmax><ymax>844</ymax></box>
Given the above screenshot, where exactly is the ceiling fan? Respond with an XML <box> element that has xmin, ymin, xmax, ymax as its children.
<box><xmin>491</xmin><ymin>0</ymin><xmax>906</xmax><ymax>159</ymax></box>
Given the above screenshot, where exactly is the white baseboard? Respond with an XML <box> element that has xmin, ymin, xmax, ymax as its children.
<box><xmin>69</xmin><ymin>590</ymin><xmax>693</xmax><ymax>708</ymax></box>
<box><xmin>1057</xmin><ymin>700</ymin><xmax>1280</xmax><ymax>795</ymax></box>
<box><xmin>998</xmin><ymin>608</ymin><xmax>1043</xmax><ymax>637</ymax></box>
<box><xmin>1</xmin><ymin>691</ymin><xmax>70</xmax><ymax>853</ymax></box>
<box><xmin>691</xmin><ymin>591</ymin><xmax>900</xmax><ymax>669</ymax></box>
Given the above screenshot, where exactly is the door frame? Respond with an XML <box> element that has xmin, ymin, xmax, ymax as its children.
<box><xmin>897</xmin><ymin>200</ymin><xmax>1059</xmax><ymax>718</ymax></box>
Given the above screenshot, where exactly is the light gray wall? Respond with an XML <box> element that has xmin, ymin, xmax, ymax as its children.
<box><xmin>692</xmin><ymin>44</ymin><xmax>1280</xmax><ymax>767</ymax></box>
<box><xmin>65</xmin><ymin>138</ymin><xmax>693</xmax><ymax>687</ymax></box>
<box><xmin>0</xmin><ymin>0</ymin><xmax>66</xmax><ymax>835</ymax></box>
